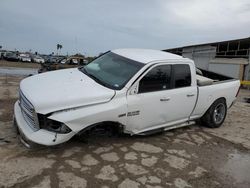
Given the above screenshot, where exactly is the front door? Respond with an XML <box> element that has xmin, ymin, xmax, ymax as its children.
<box><xmin>126</xmin><ymin>63</ymin><xmax>197</xmax><ymax>133</ymax></box>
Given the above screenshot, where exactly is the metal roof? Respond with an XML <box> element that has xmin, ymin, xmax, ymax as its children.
<box><xmin>112</xmin><ymin>48</ymin><xmax>184</xmax><ymax>64</ymax></box>
<box><xmin>164</xmin><ymin>37</ymin><xmax>250</xmax><ymax>51</ymax></box>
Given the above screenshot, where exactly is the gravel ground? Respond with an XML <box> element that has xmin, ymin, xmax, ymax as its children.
<box><xmin>0</xmin><ymin>60</ymin><xmax>40</xmax><ymax>69</ymax></box>
<box><xmin>0</xmin><ymin>75</ymin><xmax>250</xmax><ymax>188</ymax></box>
<box><xmin>0</xmin><ymin>67</ymin><xmax>38</xmax><ymax>76</ymax></box>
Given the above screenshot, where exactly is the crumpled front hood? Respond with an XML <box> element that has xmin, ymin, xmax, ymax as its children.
<box><xmin>20</xmin><ymin>68</ymin><xmax>115</xmax><ymax>114</ymax></box>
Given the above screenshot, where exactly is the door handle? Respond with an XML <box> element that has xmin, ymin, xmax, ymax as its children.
<box><xmin>160</xmin><ymin>97</ymin><xmax>170</xmax><ymax>102</ymax></box>
<box><xmin>187</xmin><ymin>94</ymin><xmax>195</xmax><ymax>97</ymax></box>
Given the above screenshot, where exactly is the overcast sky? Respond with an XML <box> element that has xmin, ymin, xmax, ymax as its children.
<box><xmin>0</xmin><ymin>0</ymin><xmax>250</xmax><ymax>56</ymax></box>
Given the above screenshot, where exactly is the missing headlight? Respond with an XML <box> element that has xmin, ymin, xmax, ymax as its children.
<box><xmin>38</xmin><ymin>114</ymin><xmax>71</xmax><ymax>134</ymax></box>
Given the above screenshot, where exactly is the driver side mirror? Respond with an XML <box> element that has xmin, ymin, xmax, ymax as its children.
<box><xmin>129</xmin><ymin>83</ymin><xmax>139</xmax><ymax>95</ymax></box>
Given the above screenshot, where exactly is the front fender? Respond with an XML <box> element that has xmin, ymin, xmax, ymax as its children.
<box><xmin>48</xmin><ymin>96</ymin><xmax>127</xmax><ymax>133</ymax></box>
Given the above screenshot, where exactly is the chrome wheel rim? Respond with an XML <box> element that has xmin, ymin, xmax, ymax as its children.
<box><xmin>213</xmin><ymin>103</ymin><xmax>226</xmax><ymax>124</ymax></box>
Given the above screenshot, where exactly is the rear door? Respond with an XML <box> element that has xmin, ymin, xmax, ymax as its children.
<box><xmin>164</xmin><ymin>64</ymin><xmax>197</xmax><ymax>122</ymax></box>
<box><xmin>126</xmin><ymin>63</ymin><xmax>197</xmax><ymax>133</ymax></box>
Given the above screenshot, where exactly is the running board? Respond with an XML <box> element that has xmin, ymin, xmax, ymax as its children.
<box><xmin>137</xmin><ymin>121</ymin><xmax>196</xmax><ymax>136</ymax></box>
<box><xmin>164</xmin><ymin>121</ymin><xmax>196</xmax><ymax>131</ymax></box>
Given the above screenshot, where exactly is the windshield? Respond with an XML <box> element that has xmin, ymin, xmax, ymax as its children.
<box><xmin>79</xmin><ymin>52</ymin><xmax>144</xmax><ymax>90</ymax></box>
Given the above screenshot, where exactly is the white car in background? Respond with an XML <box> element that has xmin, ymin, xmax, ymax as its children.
<box><xmin>19</xmin><ymin>54</ymin><xmax>31</xmax><ymax>62</ymax></box>
<box><xmin>32</xmin><ymin>56</ymin><xmax>45</xmax><ymax>63</ymax></box>
<box><xmin>14</xmin><ymin>49</ymin><xmax>240</xmax><ymax>147</ymax></box>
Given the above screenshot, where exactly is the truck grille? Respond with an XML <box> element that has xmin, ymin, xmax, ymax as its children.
<box><xmin>19</xmin><ymin>90</ymin><xmax>39</xmax><ymax>131</ymax></box>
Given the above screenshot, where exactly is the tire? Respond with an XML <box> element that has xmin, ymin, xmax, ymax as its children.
<box><xmin>201</xmin><ymin>98</ymin><xmax>227</xmax><ymax>128</ymax></box>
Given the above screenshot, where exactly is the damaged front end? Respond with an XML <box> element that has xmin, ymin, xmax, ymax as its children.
<box><xmin>14</xmin><ymin>98</ymin><xmax>75</xmax><ymax>148</ymax></box>
<box><xmin>38</xmin><ymin>114</ymin><xmax>72</xmax><ymax>134</ymax></box>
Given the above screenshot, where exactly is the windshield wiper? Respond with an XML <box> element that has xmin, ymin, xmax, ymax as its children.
<box><xmin>79</xmin><ymin>67</ymin><xmax>110</xmax><ymax>88</ymax></box>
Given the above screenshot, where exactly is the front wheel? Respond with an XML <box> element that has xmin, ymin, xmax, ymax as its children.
<box><xmin>201</xmin><ymin>98</ymin><xmax>227</xmax><ymax>128</ymax></box>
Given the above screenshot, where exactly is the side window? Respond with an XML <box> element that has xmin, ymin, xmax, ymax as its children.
<box><xmin>139</xmin><ymin>65</ymin><xmax>171</xmax><ymax>93</ymax></box>
<box><xmin>173</xmin><ymin>64</ymin><xmax>191</xmax><ymax>88</ymax></box>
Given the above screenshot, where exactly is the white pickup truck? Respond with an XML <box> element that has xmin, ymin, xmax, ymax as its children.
<box><xmin>14</xmin><ymin>49</ymin><xmax>240</xmax><ymax>147</ymax></box>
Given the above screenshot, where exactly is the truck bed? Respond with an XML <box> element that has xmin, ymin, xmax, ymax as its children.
<box><xmin>191</xmin><ymin>69</ymin><xmax>240</xmax><ymax>119</ymax></box>
<box><xmin>196</xmin><ymin>68</ymin><xmax>236</xmax><ymax>86</ymax></box>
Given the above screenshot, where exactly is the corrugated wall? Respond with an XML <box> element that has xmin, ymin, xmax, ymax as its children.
<box><xmin>182</xmin><ymin>45</ymin><xmax>216</xmax><ymax>70</ymax></box>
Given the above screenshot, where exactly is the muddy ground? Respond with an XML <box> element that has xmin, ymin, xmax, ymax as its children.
<box><xmin>0</xmin><ymin>75</ymin><xmax>250</xmax><ymax>188</ymax></box>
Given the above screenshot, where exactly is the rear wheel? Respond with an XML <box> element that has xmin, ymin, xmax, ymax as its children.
<box><xmin>201</xmin><ymin>98</ymin><xmax>227</xmax><ymax>128</ymax></box>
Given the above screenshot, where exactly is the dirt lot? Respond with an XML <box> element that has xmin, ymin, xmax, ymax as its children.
<box><xmin>0</xmin><ymin>75</ymin><xmax>250</xmax><ymax>188</ymax></box>
<box><xmin>0</xmin><ymin>60</ymin><xmax>40</xmax><ymax>69</ymax></box>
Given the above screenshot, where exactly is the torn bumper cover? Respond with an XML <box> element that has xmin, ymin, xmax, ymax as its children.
<box><xmin>14</xmin><ymin>101</ymin><xmax>75</xmax><ymax>146</ymax></box>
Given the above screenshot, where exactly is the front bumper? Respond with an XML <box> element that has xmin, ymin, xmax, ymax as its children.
<box><xmin>14</xmin><ymin>101</ymin><xmax>75</xmax><ymax>146</ymax></box>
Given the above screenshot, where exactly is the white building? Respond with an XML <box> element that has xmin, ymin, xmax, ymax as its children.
<box><xmin>164</xmin><ymin>37</ymin><xmax>250</xmax><ymax>81</ymax></box>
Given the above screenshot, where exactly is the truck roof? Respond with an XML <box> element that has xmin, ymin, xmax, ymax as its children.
<box><xmin>112</xmin><ymin>48</ymin><xmax>184</xmax><ymax>64</ymax></box>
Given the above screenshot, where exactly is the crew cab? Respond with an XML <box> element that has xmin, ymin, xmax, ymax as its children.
<box><xmin>14</xmin><ymin>49</ymin><xmax>240</xmax><ymax>147</ymax></box>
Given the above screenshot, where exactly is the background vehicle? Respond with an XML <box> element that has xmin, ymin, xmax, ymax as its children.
<box><xmin>38</xmin><ymin>55</ymin><xmax>87</xmax><ymax>73</ymax></box>
<box><xmin>32</xmin><ymin>55</ymin><xmax>45</xmax><ymax>63</ymax></box>
<box><xmin>0</xmin><ymin>50</ymin><xmax>8</xmax><ymax>60</ymax></box>
<box><xmin>5</xmin><ymin>52</ymin><xmax>19</xmax><ymax>61</ymax></box>
<box><xmin>14</xmin><ymin>49</ymin><xmax>240</xmax><ymax>147</ymax></box>
<box><xmin>18</xmin><ymin>54</ymin><xmax>31</xmax><ymax>62</ymax></box>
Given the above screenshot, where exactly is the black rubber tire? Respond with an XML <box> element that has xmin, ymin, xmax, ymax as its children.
<box><xmin>201</xmin><ymin>98</ymin><xmax>227</xmax><ymax>128</ymax></box>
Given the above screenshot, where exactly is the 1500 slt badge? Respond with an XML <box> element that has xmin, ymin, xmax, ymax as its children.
<box><xmin>127</xmin><ymin>110</ymin><xmax>140</xmax><ymax>117</ymax></box>
<box><xmin>118</xmin><ymin>110</ymin><xmax>140</xmax><ymax>118</ymax></box>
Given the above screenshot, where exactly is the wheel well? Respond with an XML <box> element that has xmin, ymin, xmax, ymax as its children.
<box><xmin>214</xmin><ymin>97</ymin><xmax>226</xmax><ymax>105</ymax></box>
<box><xmin>77</xmin><ymin>121</ymin><xmax>124</xmax><ymax>136</ymax></box>
<box><xmin>201</xmin><ymin>97</ymin><xmax>227</xmax><ymax>118</ymax></box>
<box><xmin>200</xmin><ymin>97</ymin><xmax>228</xmax><ymax>128</ymax></box>
<box><xmin>208</xmin><ymin>97</ymin><xmax>227</xmax><ymax>111</ymax></box>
